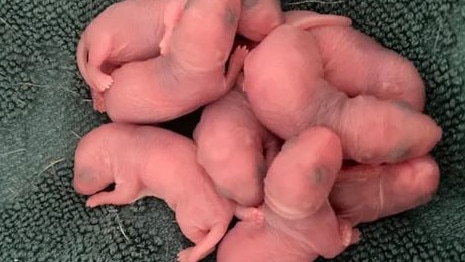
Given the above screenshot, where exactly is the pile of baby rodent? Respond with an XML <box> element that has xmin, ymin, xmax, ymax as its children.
<box><xmin>72</xmin><ymin>0</ymin><xmax>443</xmax><ymax>261</ymax></box>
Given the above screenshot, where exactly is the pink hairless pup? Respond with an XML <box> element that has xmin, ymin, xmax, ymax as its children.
<box><xmin>193</xmin><ymin>88</ymin><xmax>281</xmax><ymax>207</ymax></box>
<box><xmin>217</xmin><ymin>127</ymin><xmax>359</xmax><ymax>262</ymax></box>
<box><xmin>284</xmin><ymin>10</ymin><xmax>426</xmax><ymax>111</ymax></box>
<box><xmin>200</xmin><ymin>103</ymin><xmax>439</xmax><ymax>261</ymax></box>
<box><xmin>100</xmin><ymin>0</ymin><xmax>247</xmax><ymax>124</ymax></box>
<box><xmin>76</xmin><ymin>0</ymin><xmax>174</xmax><ymax>112</ymax></box>
<box><xmin>73</xmin><ymin>123</ymin><xmax>260</xmax><ymax>262</ymax></box>
<box><xmin>75</xmin><ymin>0</ymin><xmax>276</xmax><ymax>113</ymax></box>
<box><xmin>193</xmin><ymin>85</ymin><xmax>440</xmax><ymax>225</ymax></box>
<box><xmin>242</xmin><ymin>11</ymin><xmax>442</xmax><ymax>165</ymax></box>
<box><xmin>214</xmin><ymin>131</ymin><xmax>439</xmax><ymax>261</ymax></box>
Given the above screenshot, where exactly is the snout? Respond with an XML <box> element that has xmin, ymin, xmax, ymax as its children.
<box><xmin>72</xmin><ymin>177</ymin><xmax>92</xmax><ymax>195</ymax></box>
<box><xmin>233</xmin><ymin>184</ymin><xmax>264</xmax><ymax>207</ymax></box>
<box><xmin>72</xmin><ymin>172</ymin><xmax>101</xmax><ymax>195</ymax></box>
<box><xmin>216</xmin><ymin>179</ymin><xmax>264</xmax><ymax>207</ymax></box>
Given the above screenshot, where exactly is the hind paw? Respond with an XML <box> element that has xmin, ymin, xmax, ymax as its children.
<box><xmin>232</xmin><ymin>45</ymin><xmax>249</xmax><ymax>62</ymax></box>
<box><xmin>91</xmin><ymin>90</ymin><xmax>106</xmax><ymax>113</ymax></box>
<box><xmin>93</xmin><ymin>74</ymin><xmax>113</xmax><ymax>92</ymax></box>
<box><xmin>225</xmin><ymin>45</ymin><xmax>249</xmax><ymax>90</ymax></box>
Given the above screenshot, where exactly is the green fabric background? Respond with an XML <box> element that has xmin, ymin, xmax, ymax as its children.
<box><xmin>0</xmin><ymin>0</ymin><xmax>464</xmax><ymax>261</ymax></box>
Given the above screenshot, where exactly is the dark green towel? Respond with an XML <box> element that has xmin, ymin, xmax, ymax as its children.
<box><xmin>0</xmin><ymin>0</ymin><xmax>464</xmax><ymax>261</ymax></box>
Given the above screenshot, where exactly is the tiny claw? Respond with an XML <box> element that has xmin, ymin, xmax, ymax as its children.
<box><xmin>237</xmin><ymin>45</ymin><xmax>250</xmax><ymax>56</ymax></box>
<box><xmin>231</xmin><ymin>45</ymin><xmax>250</xmax><ymax>66</ymax></box>
<box><xmin>85</xmin><ymin>199</ymin><xmax>95</xmax><ymax>208</ymax></box>
<box><xmin>85</xmin><ymin>194</ymin><xmax>103</xmax><ymax>208</ymax></box>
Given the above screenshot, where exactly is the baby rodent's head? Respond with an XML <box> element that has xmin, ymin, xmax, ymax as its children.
<box><xmin>73</xmin><ymin>127</ymin><xmax>114</xmax><ymax>195</ymax></box>
<box><xmin>214</xmin><ymin>163</ymin><xmax>265</xmax><ymax>207</ymax></box>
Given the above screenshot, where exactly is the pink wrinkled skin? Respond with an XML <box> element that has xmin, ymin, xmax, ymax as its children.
<box><xmin>217</xmin><ymin>127</ymin><xmax>360</xmax><ymax>262</ymax></box>
<box><xmin>73</xmin><ymin>3</ymin><xmax>445</xmax><ymax>260</ymax></box>
<box><xmin>193</xmin><ymin>88</ymin><xmax>281</xmax><ymax>207</ymax></box>
<box><xmin>213</xmin><ymin>120</ymin><xmax>439</xmax><ymax>262</ymax></box>
<box><xmin>237</xmin><ymin>0</ymin><xmax>284</xmax><ymax>41</ymax></box>
<box><xmin>243</xmin><ymin>12</ymin><xmax>442</xmax><ymax>164</ymax></box>
<box><xmin>288</xmin><ymin>11</ymin><xmax>426</xmax><ymax>111</ymax></box>
<box><xmin>330</xmin><ymin>155</ymin><xmax>440</xmax><ymax>226</ymax></box>
<box><xmin>100</xmin><ymin>0</ymin><xmax>247</xmax><ymax>124</ymax></box>
<box><xmin>76</xmin><ymin>0</ymin><xmax>171</xmax><ymax>112</ymax></box>
<box><xmin>73</xmin><ymin>123</ymin><xmax>239</xmax><ymax>262</ymax></box>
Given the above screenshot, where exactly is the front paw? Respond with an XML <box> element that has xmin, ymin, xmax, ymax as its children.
<box><xmin>176</xmin><ymin>247</ymin><xmax>193</xmax><ymax>262</ymax></box>
<box><xmin>235</xmin><ymin>207</ymin><xmax>265</xmax><ymax>225</ymax></box>
<box><xmin>85</xmin><ymin>192</ymin><xmax>113</xmax><ymax>208</ymax></box>
<box><xmin>85</xmin><ymin>196</ymin><xmax>102</xmax><ymax>208</ymax></box>
<box><xmin>250</xmin><ymin>209</ymin><xmax>265</xmax><ymax>224</ymax></box>
<box><xmin>93</xmin><ymin>74</ymin><xmax>113</xmax><ymax>93</ymax></box>
<box><xmin>232</xmin><ymin>45</ymin><xmax>249</xmax><ymax>64</ymax></box>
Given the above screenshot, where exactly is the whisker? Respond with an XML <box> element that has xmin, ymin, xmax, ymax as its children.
<box><xmin>0</xmin><ymin>148</ymin><xmax>26</xmax><ymax>157</ymax></box>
